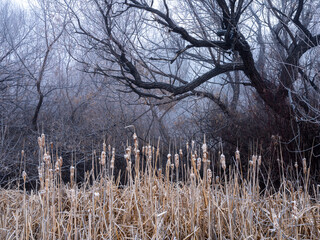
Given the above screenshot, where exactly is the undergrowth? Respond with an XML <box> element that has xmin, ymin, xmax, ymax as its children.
<box><xmin>0</xmin><ymin>133</ymin><xmax>319</xmax><ymax>239</ymax></box>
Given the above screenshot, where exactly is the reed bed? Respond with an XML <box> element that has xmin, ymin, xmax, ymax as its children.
<box><xmin>0</xmin><ymin>134</ymin><xmax>319</xmax><ymax>239</ymax></box>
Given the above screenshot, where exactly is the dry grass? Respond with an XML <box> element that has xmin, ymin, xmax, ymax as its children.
<box><xmin>0</xmin><ymin>134</ymin><xmax>319</xmax><ymax>239</ymax></box>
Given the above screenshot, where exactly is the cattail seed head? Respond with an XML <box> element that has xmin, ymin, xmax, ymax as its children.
<box><xmin>294</xmin><ymin>162</ymin><xmax>298</xmax><ymax>168</ymax></box>
<box><xmin>252</xmin><ymin>155</ymin><xmax>257</xmax><ymax>168</ymax></box>
<box><xmin>43</xmin><ymin>152</ymin><xmax>51</xmax><ymax>164</ymax></box>
<box><xmin>45</xmin><ymin>178</ymin><xmax>49</xmax><ymax>191</ymax></box>
<box><xmin>302</xmin><ymin>158</ymin><xmax>307</xmax><ymax>174</ymax></box>
<box><xmin>167</xmin><ymin>153</ymin><xmax>171</xmax><ymax>166</ymax></box>
<box><xmin>101</xmin><ymin>151</ymin><xmax>106</xmax><ymax>166</ymax></box>
<box><xmin>249</xmin><ymin>160</ymin><xmax>253</xmax><ymax>166</ymax></box>
<box><xmin>220</xmin><ymin>154</ymin><xmax>226</xmax><ymax>170</ymax></box>
<box><xmin>207</xmin><ymin>169</ymin><xmax>212</xmax><ymax>183</ymax></box>
<box><xmin>174</xmin><ymin>153</ymin><xmax>179</xmax><ymax>168</ymax></box>
<box><xmin>111</xmin><ymin>148</ymin><xmax>115</xmax><ymax>169</ymax></box>
<box><xmin>38</xmin><ymin>137</ymin><xmax>42</xmax><ymax>148</ymax></box>
<box><xmin>22</xmin><ymin>171</ymin><xmax>27</xmax><ymax>182</ymax></box>
<box><xmin>70</xmin><ymin>166</ymin><xmax>75</xmax><ymax>177</ymax></box>
<box><xmin>258</xmin><ymin>155</ymin><xmax>262</xmax><ymax>166</ymax></box>
<box><xmin>147</xmin><ymin>145</ymin><xmax>152</xmax><ymax>162</ymax></box>
<box><xmin>133</xmin><ymin>133</ymin><xmax>138</xmax><ymax>151</ymax></box>
<box><xmin>202</xmin><ymin>143</ymin><xmax>207</xmax><ymax>153</ymax></box>
<box><xmin>55</xmin><ymin>161</ymin><xmax>60</xmax><ymax>173</ymax></box>
<box><xmin>135</xmin><ymin>149</ymin><xmax>140</xmax><ymax>160</ymax></box>
<box><xmin>133</xmin><ymin>132</ymin><xmax>137</xmax><ymax>140</ymax></box>
<box><xmin>110</xmin><ymin>159</ymin><xmax>115</xmax><ymax>169</ymax></box>
<box><xmin>41</xmin><ymin>134</ymin><xmax>45</xmax><ymax>148</ymax></box>
<box><xmin>197</xmin><ymin>157</ymin><xmax>201</xmax><ymax>171</ymax></box>
<box><xmin>235</xmin><ymin>149</ymin><xmax>240</xmax><ymax>161</ymax></box>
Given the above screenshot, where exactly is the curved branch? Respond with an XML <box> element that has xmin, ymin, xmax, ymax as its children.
<box><xmin>126</xmin><ymin>0</ymin><xmax>229</xmax><ymax>50</ymax></box>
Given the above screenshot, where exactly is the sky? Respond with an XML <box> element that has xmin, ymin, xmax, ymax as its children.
<box><xmin>12</xmin><ymin>0</ymin><xmax>31</xmax><ymax>9</ymax></box>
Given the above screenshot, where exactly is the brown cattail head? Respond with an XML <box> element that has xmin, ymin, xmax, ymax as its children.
<box><xmin>197</xmin><ymin>157</ymin><xmax>201</xmax><ymax>171</ymax></box>
<box><xmin>202</xmin><ymin>142</ymin><xmax>208</xmax><ymax>162</ymax></box>
<box><xmin>252</xmin><ymin>155</ymin><xmax>257</xmax><ymax>168</ymax></box>
<box><xmin>175</xmin><ymin>153</ymin><xmax>179</xmax><ymax>168</ymax></box>
<box><xmin>167</xmin><ymin>153</ymin><xmax>171</xmax><ymax>166</ymax></box>
<box><xmin>207</xmin><ymin>169</ymin><xmax>212</xmax><ymax>184</ymax></box>
<box><xmin>127</xmin><ymin>160</ymin><xmax>132</xmax><ymax>171</ymax></box>
<box><xmin>147</xmin><ymin>145</ymin><xmax>152</xmax><ymax>162</ymax></box>
<box><xmin>110</xmin><ymin>148</ymin><xmax>115</xmax><ymax>169</ymax></box>
<box><xmin>133</xmin><ymin>132</ymin><xmax>137</xmax><ymax>140</ymax></box>
<box><xmin>235</xmin><ymin>149</ymin><xmax>240</xmax><ymax>161</ymax></box>
<box><xmin>45</xmin><ymin>178</ymin><xmax>49</xmax><ymax>191</ymax></box>
<box><xmin>22</xmin><ymin>171</ymin><xmax>27</xmax><ymax>182</ymax></box>
<box><xmin>202</xmin><ymin>142</ymin><xmax>208</xmax><ymax>161</ymax></box>
<box><xmin>202</xmin><ymin>142</ymin><xmax>207</xmax><ymax>153</ymax></box>
<box><xmin>101</xmin><ymin>151</ymin><xmax>106</xmax><ymax>166</ymax></box>
<box><xmin>302</xmin><ymin>158</ymin><xmax>307</xmax><ymax>174</ymax></box>
<box><xmin>55</xmin><ymin>161</ymin><xmax>60</xmax><ymax>173</ymax></box>
<box><xmin>38</xmin><ymin>137</ymin><xmax>42</xmax><ymax>148</ymax></box>
<box><xmin>41</xmin><ymin>134</ymin><xmax>45</xmax><ymax>148</ymax></box>
<box><xmin>258</xmin><ymin>155</ymin><xmax>262</xmax><ymax>166</ymax></box>
<box><xmin>220</xmin><ymin>154</ymin><xmax>226</xmax><ymax>170</ymax></box>
<box><xmin>133</xmin><ymin>133</ymin><xmax>138</xmax><ymax>150</ymax></box>
<box><xmin>70</xmin><ymin>166</ymin><xmax>75</xmax><ymax>177</ymax></box>
<box><xmin>125</xmin><ymin>147</ymin><xmax>131</xmax><ymax>161</ymax></box>
<box><xmin>135</xmin><ymin>149</ymin><xmax>140</xmax><ymax>161</ymax></box>
<box><xmin>294</xmin><ymin>162</ymin><xmax>298</xmax><ymax>169</ymax></box>
<box><xmin>43</xmin><ymin>152</ymin><xmax>51</xmax><ymax>164</ymax></box>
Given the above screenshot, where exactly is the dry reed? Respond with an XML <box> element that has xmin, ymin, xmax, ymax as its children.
<box><xmin>0</xmin><ymin>134</ymin><xmax>319</xmax><ymax>239</ymax></box>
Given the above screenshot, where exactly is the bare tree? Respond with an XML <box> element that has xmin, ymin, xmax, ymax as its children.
<box><xmin>66</xmin><ymin>0</ymin><xmax>319</xmax><ymax>138</ymax></box>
